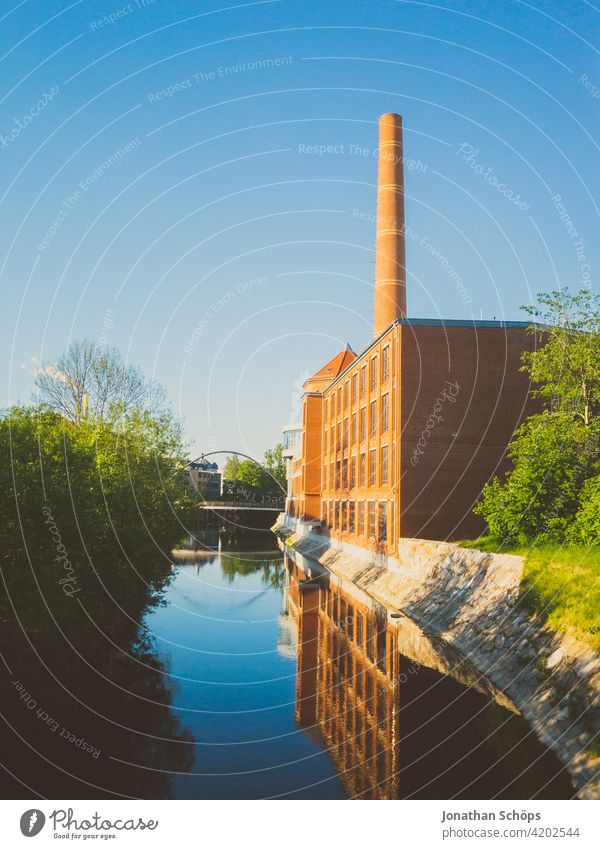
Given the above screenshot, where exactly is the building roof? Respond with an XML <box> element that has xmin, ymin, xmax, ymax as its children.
<box><xmin>311</xmin><ymin>343</ymin><xmax>357</xmax><ymax>380</ymax></box>
<box><xmin>189</xmin><ymin>460</ymin><xmax>220</xmax><ymax>472</ymax></box>
<box><xmin>397</xmin><ymin>318</ymin><xmax>532</xmax><ymax>329</ymax></box>
<box><xmin>321</xmin><ymin>317</ymin><xmax>538</xmax><ymax>393</ymax></box>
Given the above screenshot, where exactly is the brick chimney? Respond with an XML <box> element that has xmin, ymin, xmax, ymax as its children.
<box><xmin>373</xmin><ymin>113</ymin><xmax>406</xmax><ymax>337</ymax></box>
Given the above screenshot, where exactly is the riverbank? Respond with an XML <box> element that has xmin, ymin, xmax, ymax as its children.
<box><xmin>274</xmin><ymin>516</ymin><xmax>600</xmax><ymax>799</ymax></box>
<box><xmin>458</xmin><ymin>537</ymin><xmax>600</xmax><ymax>654</ymax></box>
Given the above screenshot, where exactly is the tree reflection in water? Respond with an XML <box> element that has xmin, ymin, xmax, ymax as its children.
<box><xmin>0</xmin><ymin>551</ymin><xmax>194</xmax><ymax>799</ymax></box>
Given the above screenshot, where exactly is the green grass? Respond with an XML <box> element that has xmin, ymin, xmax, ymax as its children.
<box><xmin>587</xmin><ymin>738</ymin><xmax>600</xmax><ymax>760</ymax></box>
<box><xmin>456</xmin><ymin>536</ymin><xmax>600</xmax><ymax>651</ymax></box>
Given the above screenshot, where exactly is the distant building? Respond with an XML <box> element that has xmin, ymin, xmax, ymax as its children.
<box><xmin>281</xmin><ymin>423</ymin><xmax>302</xmax><ymax>499</ymax></box>
<box><xmin>183</xmin><ymin>459</ymin><xmax>222</xmax><ymax>500</ymax></box>
<box><xmin>284</xmin><ymin>114</ymin><xmax>537</xmax><ymax>547</ymax></box>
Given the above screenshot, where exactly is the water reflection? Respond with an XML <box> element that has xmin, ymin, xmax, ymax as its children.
<box><xmin>1</xmin><ymin>533</ymin><xmax>576</xmax><ymax>799</ymax></box>
<box><xmin>285</xmin><ymin>554</ymin><xmax>574</xmax><ymax>799</ymax></box>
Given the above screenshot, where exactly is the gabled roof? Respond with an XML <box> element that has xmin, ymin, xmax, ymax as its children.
<box><xmin>311</xmin><ymin>343</ymin><xmax>356</xmax><ymax>380</ymax></box>
<box><xmin>303</xmin><ymin>344</ymin><xmax>357</xmax><ymax>395</ymax></box>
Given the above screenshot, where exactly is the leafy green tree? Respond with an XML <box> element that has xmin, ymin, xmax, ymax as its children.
<box><xmin>522</xmin><ymin>288</ymin><xmax>600</xmax><ymax>427</ymax></box>
<box><xmin>0</xmin><ymin>404</ymin><xmax>196</xmax><ymax>796</ymax></box>
<box><xmin>222</xmin><ymin>446</ymin><xmax>286</xmax><ymax>500</ymax></box>
<box><xmin>264</xmin><ymin>443</ymin><xmax>287</xmax><ymax>491</ymax></box>
<box><xmin>475</xmin><ymin>289</ymin><xmax>600</xmax><ymax>544</ymax></box>
<box><xmin>474</xmin><ymin>414</ymin><xmax>599</xmax><ymax>543</ymax></box>
<box><xmin>569</xmin><ymin>474</ymin><xmax>600</xmax><ymax>545</ymax></box>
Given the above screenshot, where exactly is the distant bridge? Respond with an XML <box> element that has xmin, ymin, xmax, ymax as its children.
<box><xmin>195</xmin><ymin>501</ymin><xmax>283</xmax><ymax>532</ymax></box>
<box><xmin>199</xmin><ymin>501</ymin><xmax>284</xmax><ymax>511</ymax></box>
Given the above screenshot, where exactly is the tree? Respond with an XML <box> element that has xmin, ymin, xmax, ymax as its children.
<box><xmin>222</xmin><ymin>446</ymin><xmax>286</xmax><ymax>500</ymax></box>
<box><xmin>264</xmin><ymin>443</ymin><xmax>287</xmax><ymax>491</ymax></box>
<box><xmin>521</xmin><ymin>289</ymin><xmax>600</xmax><ymax>426</ymax></box>
<box><xmin>34</xmin><ymin>338</ymin><xmax>166</xmax><ymax>424</ymax></box>
<box><xmin>222</xmin><ymin>454</ymin><xmax>243</xmax><ymax>481</ymax></box>
<box><xmin>474</xmin><ymin>414</ymin><xmax>599</xmax><ymax>543</ymax></box>
<box><xmin>475</xmin><ymin>289</ymin><xmax>600</xmax><ymax>544</ymax></box>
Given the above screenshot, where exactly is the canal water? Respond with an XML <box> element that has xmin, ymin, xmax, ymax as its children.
<box><xmin>144</xmin><ymin>533</ymin><xmax>574</xmax><ymax>800</ymax></box>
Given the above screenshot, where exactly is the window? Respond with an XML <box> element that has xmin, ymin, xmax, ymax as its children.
<box><xmin>323</xmin><ymin>429</ymin><xmax>328</xmax><ymax>455</ymax></box>
<box><xmin>352</xmin><ymin>372</ymin><xmax>358</xmax><ymax>404</ymax></box>
<box><xmin>350</xmin><ymin>456</ymin><xmax>357</xmax><ymax>488</ymax></box>
<box><xmin>378</xmin><ymin>501</ymin><xmax>388</xmax><ymax>543</ymax></box>
<box><xmin>368</xmin><ymin>502</ymin><xmax>376</xmax><ymax>537</ymax></box>
<box><xmin>367</xmin><ymin>619</ymin><xmax>376</xmax><ymax>665</ymax></box>
<box><xmin>342</xmin><ymin>458</ymin><xmax>348</xmax><ymax>489</ymax></box>
<box><xmin>359</xmin><ymin>453</ymin><xmax>366</xmax><ymax>487</ymax></box>
<box><xmin>360</xmin><ymin>364</ymin><xmax>367</xmax><ymax>397</ymax></box>
<box><xmin>330</xmin><ymin>462</ymin><xmax>334</xmax><ymax>490</ymax></box>
<box><xmin>381</xmin><ymin>445</ymin><xmax>389</xmax><ymax>486</ymax></box>
<box><xmin>338</xmin><ymin>501</ymin><xmax>343</xmax><ymax>529</ymax></box>
<box><xmin>345</xmin><ymin>380</ymin><xmax>350</xmax><ymax>408</ymax></box>
<box><xmin>351</xmin><ymin>412</ymin><xmax>357</xmax><ymax>443</ymax></box>
<box><xmin>359</xmin><ymin>407</ymin><xmax>367</xmax><ymax>441</ymax></box>
<box><xmin>323</xmin><ymin>464</ymin><xmax>328</xmax><ymax>488</ymax></box>
<box><xmin>358</xmin><ymin>501</ymin><xmax>365</xmax><ymax>536</ymax></box>
<box><xmin>349</xmin><ymin>501</ymin><xmax>355</xmax><ymax>533</ymax></box>
<box><xmin>355</xmin><ymin>610</ymin><xmax>364</xmax><ymax>649</ymax></box>
<box><xmin>381</xmin><ymin>393</ymin><xmax>389</xmax><ymax>432</ymax></box>
<box><xmin>370</xmin><ymin>400</ymin><xmax>377</xmax><ymax>437</ymax></box>
<box><xmin>370</xmin><ymin>356</ymin><xmax>378</xmax><ymax>391</ymax></box>
<box><xmin>323</xmin><ymin>502</ymin><xmax>328</xmax><ymax>527</ymax></box>
<box><xmin>343</xmin><ymin>417</ymin><xmax>349</xmax><ymax>448</ymax></box>
<box><xmin>341</xmin><ymin>501</ymin><xmax>347</xmax><ymax>531</ymax></box>
<box><xmin>369</xmin><ymin>449</ymin><xmax>377</xmax><ymax>486</ymax></box>
<box><xmin>337</xmin><ymin>422</ymin><xmax>341</xmax><ymax>449</ymax></box>
<box><xmin>335</xmin><ymin>460</ymin><xmax>341</xmax><ymax>489</ymax></box>
<box><xmin>382</xmin><ymin>346</ymin><xmax>390</xmax><ymax>383</ymax></box>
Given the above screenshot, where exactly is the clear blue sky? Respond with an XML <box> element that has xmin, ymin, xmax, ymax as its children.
<box><xmin>1</xmin><ymin>0</ymin><xmax>598</xmax><ymax>462</ymax></box>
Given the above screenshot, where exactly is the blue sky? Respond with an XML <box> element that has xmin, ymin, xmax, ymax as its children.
<box><xmin>1</xmin><ymin>0</ymin><xmax>598</xmax><ymax>461</ymax></box>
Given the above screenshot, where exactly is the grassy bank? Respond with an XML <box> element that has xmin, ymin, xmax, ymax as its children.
<box><xmin>457</xmin><ymin>537</ymin><xmax>600</xmax><ymax>652</ymax></box>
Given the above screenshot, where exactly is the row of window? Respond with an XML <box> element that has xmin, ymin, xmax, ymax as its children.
<box><xmin>324</xmin><ymin>445</ymin><xmax>391</xmax><ymax>491</ymax></box>
<box><xmin>322</xmin><ymin>591</ymin><xmax>391</xmax><ymax>676</ymax></box>
<box><xmin>325</xmin><ymin>393</ymin><xmax>390</xmax><ymax>454</ymax></box>
<box><xmin>324</xmin><ymin>346</ymin><xmax>391</xmax><ymax>423</ymax></box>
<box><xmin>322</xmin><ymin>499</ymin><xmax>390</xmax><ymax>541</ymax></box>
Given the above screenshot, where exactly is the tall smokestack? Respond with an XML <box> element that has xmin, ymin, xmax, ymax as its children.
<box><xmin>373</xmin><ymin>113</ymin><xmax>406</xmax><ymax>337</ymax></box>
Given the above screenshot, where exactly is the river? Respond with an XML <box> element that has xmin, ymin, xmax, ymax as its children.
<box><xmin>0</xmin><ymin>530</ymin><xmax>575</xmax><ymax>799</ymax></box>
<box><xmin>142</xmin><ymin>532</ymin><xmax>574</xmax><ymax>800</ymax></box>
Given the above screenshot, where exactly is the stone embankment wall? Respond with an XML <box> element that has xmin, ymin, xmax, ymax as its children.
<box><xmin>276</xmin><ymin>516</ymin><xmax>600</xmax><ymax>799</ymax></box>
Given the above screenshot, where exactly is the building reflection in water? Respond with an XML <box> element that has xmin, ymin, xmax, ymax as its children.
<box><xmin>283</xmin><ymin>553</ymin><xmax>574</xmax><ymax>800</ymax></box>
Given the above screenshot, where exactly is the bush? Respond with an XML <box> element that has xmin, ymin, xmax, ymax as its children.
<box><xmin>569</xmin><ymin>474</ymin><xmax>600</xmax><ymax>545</ymax></box>
<box><xmin>474</xmin><ymin>414</ymin><xmax>600</xmax><ymax>544</ymax></box>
